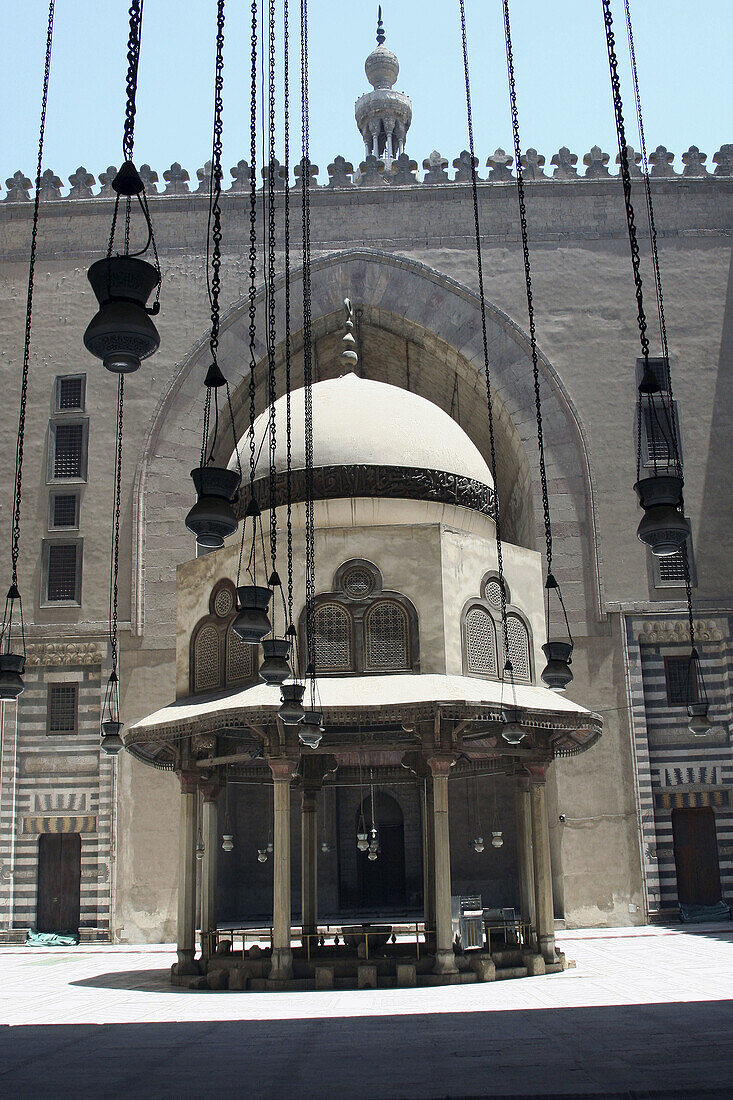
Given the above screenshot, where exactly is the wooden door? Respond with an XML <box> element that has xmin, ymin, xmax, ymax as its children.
<box><xmin>358</xmin><ymin>824</ymin><xmax>406</xmax><ymax>909</ymax></box>
<box><xmin>36</xmin><ymin>833</ymin><xmax>82</xmax><ymax>933</ymax></box>
<box><xmin>671</xmin><ymin>807</ymin><xmax>722</xmax><ymax>906</ymax></box>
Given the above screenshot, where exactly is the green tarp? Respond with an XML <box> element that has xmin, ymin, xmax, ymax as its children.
<box><xmin>25</xmin><ymin>927</ymin><xmax>79</xmax><ymax>947</ymax></box>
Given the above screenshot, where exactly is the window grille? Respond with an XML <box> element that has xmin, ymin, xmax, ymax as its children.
<box><xmin>194</xmin><ymin>624</ymin><xmax>220</xmax><ymax>693</ymax></box>
<box><xmin>214</xmin><ymin>586</ymin><xmax>234</xmax><ymax>618</ymax></box>
<box><xmin>506</xmin><ymin>614</ymin><xmax>531</xmax><ymax>682</ymax></box>
<box><xmin>343</xmin><ymin>567</ymin><xmax>374</xmax><ymax>599</ymax></box>
<box><xmin>226</xmin><ymin>625</ymin><xmax>254</xmax><ymax>684</ymax></box>
<box><xmin>313</xmin><ymin>603</ymin><xmax>353</xmax><ymax>672</ymax></box>
<box><xmin>642</xmin><ymin>402</ymin><xmax>677</xmax><ymax>466</ymax></box>
<box><xmin>665</xmin><ymin>655</ymin><xmax>697</xmax><ymax>707</ymax></box>
<box><xmin>657</xmin><ymin>551</ymin><xmax>686</xmax><ymax>584</ymax></box>
<box><xmin>47</xmin><ymin>683</ymin><xmax>78</xmax><ymax>734</ymax></box>
<box><xmin>364</xmin><ymin>601</ymin><xmax>409</xmax><ymax>671</ymax></box>
<box><xmin>484</xmin><ymin>578</ymin><xmax>504</xmax><ymax>612</ymax></box>
<box><xmin>464</xmin><ymin>606</ymin><xmax>498</xmax><ymax>677</ymax></box>
<box><xmin>54</xmin><ymin>423</ymin><xmax>84</xmax><ymax>478</ymax></box>
<box><xmin>51</xmin><ymin>494</ymin><xmax>78</xmax><ymax>528</ymax></box>
<box><xmin>57</xmin><ymin>376</ymin><xmax>84</xmax><ymax>411</ymax></box>
<box><xmin>47</xmin><ymin>544</ymin><xmax>78</xmax><ymax>601</ymax></box>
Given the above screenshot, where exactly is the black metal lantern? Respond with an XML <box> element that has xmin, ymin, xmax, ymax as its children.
<box><xmin>278</xmin><ymin>682</ymin><xmax>305</xmax><ymax>725</ymax></box>
<box><xmin>541</xmin><ymin>640</ymin><xmax>573</xmax><ymax>692</ymax></box>
<box><xmin>101</xmin><ymin>719</ymin><xmax>124</xmax><ymax>756</ymax></box>
<box><xmin>259</xmin><ymin>637</ymin><xmax>292</xmax><ymax>685</ymax></box>
<box><xmin>84</xmin><ymin>253</ymin><xmax>161</xmax><ymax>374</ymax></box>
<box><xmin>635</xmin><ymin>474</ymin><xmax>690</xmax><ymax>558</ymax></box>
<box><xmin>501</xmin><ymin>707</ymin><xmax>525</xmax><ymax>746</ymax></box>
<box><xmin>232</xmin><ymin>585</ymin><xmax>272</xmax><ymax>644</ymax></box>
<box><xmin>0</xmin><ymin>652</ymin><xmax>25</xmax><ymax>701</ymax></box>
<box><xmin>185</xmin><ymin>466</ymin><xmax>240</xmax><ymax>548</ymax></box>
<box><xmin>299</xmin><ymin>709</ymin><xmax>324</xmax><ymax>748</ymax></box>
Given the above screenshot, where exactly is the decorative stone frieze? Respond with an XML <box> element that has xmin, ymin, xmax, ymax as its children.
<box><xmin>422</xmin><ymin>151</ymin><xmax>449</xmax><ymax>184</ymax></box>
<box><xmin>551</xmin><ymin>147</ymin><xmax>578</xmax><ymax>178</ymax></box>
<box><xmin>138</xmin><ymin>164</ymin><xmax>159</xmax><ymax>193</ymax></box>
<box><xmin>25</xmin><ymin>640</ymin><xmax>103</xmax><ymax>666</ymax></box>
<box><xmin>163</xmin><ymin>162</ymin><xmax>190</xmax><ymax>194</ymax></box>
<box><xmin>521</xmin><ymin>148</ymin><xmax>546</xmax><ymax>180</ymax></box>
<box><xmin>583</xmin><ymin>146</ymin><xmax>610</xmax><ymax>178</ymax></box>
<box><xmin>327</xmin><ymin>156</ymin><xmax>354</xmax><ymax>188</ymax></box>
<box><xmin>262</xmin><ymin>158</ymin><xmax>286</xmax><ymax>190</ymax></box>
<box><xmin>637</xmin><ymin>619</ymin><xmax>725</xmax><ymax>644</ymax></box>
<box><xmin>4</xmin><ymin>171</ymin><xmax>31</xmax><ymax>201</ymax></box>
<box><xmin>616</xmin><ymin>145</ymin><xmax>642</xmax><ymax>177</ymax></box>
<box><xmin>39</xmin><ymin>168</ymin><xmax>63</xmax><ymax>200</ymax></box>
<box><xmin>681</xmin><ymin>145</ymin><xmax>708</xmax><ymax>177</ymax></box>
<box><xmin>195</xmin><ymin>160</ymin><xmax>213</xmax><ymax>193</ymax></box>
<box><xmin>486</xmin><ymin>148</ymin><xmax>513</xmax><ymax>181</ymax></box>
<box><xmin>228</xmin><ymin>159</ymin><xmax>250</xmax><ymax>192</ymax></box>
<box><xmin>391</xmin><ymin>152</ymin><xmax>418</xmax><ymax>185</ymax></box>
<box><xmin>713</xmin><ymin>144</ymin><xmax>733</xmax><ymax>176</ymax></box>
<box><xmin>294</xmin><ymin>159</ymin><xmax>319</xmax><ymax>189</ymax></box>
<box><xmin>97</xmin><ymin>166</ymin><xmax>118</xmax><ymax>197</ymax></box>
<box><xmin>649</xmin><ymin>146</ymin><xmax>676</xmax><ymax>176</ymax></box>
<box><xmin>453</xmin><ymin>150</ymin><xmax>481</xmax><ymax>181</ymax></box>
<box><xmin>358</xmin><ymin>154</ymin><xmax>388</xmax><ymax>187</ymax></box>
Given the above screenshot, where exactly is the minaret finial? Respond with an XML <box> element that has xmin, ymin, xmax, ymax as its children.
<box><xmin>376</xmin><ymin>6</ymin><xmax>385</xmax><ymax>46</ymax></box>
<box><xmin>340</xmin><ymin>299</ymin><xmax>359</xmax><ymax>374</ymax></box>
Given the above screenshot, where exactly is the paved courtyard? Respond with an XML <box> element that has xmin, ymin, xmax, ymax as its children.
<box><xmin>1</xmin><ymin>925</ymin><xmax>732</xmax><ymax>1098</ymax></box>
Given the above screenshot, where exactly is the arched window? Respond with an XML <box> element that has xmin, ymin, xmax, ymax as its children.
<box><xmin>193</xmin><ymin>624</ymin><xmax>220</xmax><ymax>694</ymax></box>
<box><xmin>506</xmin><ymin>614</ymin><xmax>531</xmax><ymax>683</ymax></box>
<box><xmin>365</xmin><ymin>601</ymin><xmax>410</xmax><ymax>671</ymax></box>
<box><xmin>313</xmin><ymin>603</ymin><xmax>354</xmax><ymax>673</ymax></box>
<box><xmin>301</xmin><ymin>560</ymin><xmax>419</xmax><ymax>676</ymax></box>
<box><xmin>464</xmin><ymin>606</ymin><xmax>498</xmax><ymax>677</ymax></box>
<box><xmin>189</xmin><ymin>580</ymin><xmax>258</xmax><ymax>694</ymax></box>
<box><xmin>461</xmin><ymin>573</ymin><xmax>532</xmax><ymax>683</ymax></box>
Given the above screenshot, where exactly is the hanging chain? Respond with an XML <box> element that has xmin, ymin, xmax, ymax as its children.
<box><xmin>459</xmin><ymin>0</ymin><xmax>510</xmax><ymax>662</ymax></box>
<box><xmin>283</xmin><ymin>0</ymin><xmax>294</xmax><ymax>626</ymax></box>
<box><xmin>245</xmin><ymin>0</ymin><xmax>256</xmax><ymax>490</ymax></box>
<box><xmin>123</xmin><ymin>0</ymin><xmax>143</xmax><ymax>162</ymax></box>
<box><xmin>208</xmin><ymin>0</ymin><xmax>225</xmax><ymax>374</ymax></box>
<box><xmin>8</xmin><ymin>0</ymin><xmax>55</xmax><ymax>599</ymax></box>
<box><xmin>267</xmin><ymin>0</ymin><xmax>279</xmax><ymax>575</ymax></box>
<box><xmin>502</xmin><ymin>0</ymin><xmax>553</xmax><ymax>574</ymax></box>
<box><xmin>109</xmin><ymin>377</ymin><xmax>125</xmax><ymax>673</ymax></box>
<box><xmin>301</xmin><ymin>0</ymin><xmax>316</xmax><ymax>675</ymax></box>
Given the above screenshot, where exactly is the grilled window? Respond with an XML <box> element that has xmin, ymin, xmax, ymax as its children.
<box><xmin>53</xmin><ymin>423</ymin><xmax>84</xmax><ymax>478</ymax></box>
<box><xmin>194</xmin><ymin>624</ymin><xmax>220</xmax><ymax>693</ymax></box>
<box><xmin>658</xmin><ymin>552</ymin><xmax>686</xmax><ymax>584</ymax></box>
<box><xmin>506</xmin><ymin>614</ymin><xmax>531</xmax><ymax>683</ymax></box>
<box><xmin>51</xmin><ymin>493</ymin><xmax>78</xmax><ymax>529</ymax></box>
<box><xmin>364</xmin><ymin>601</ymin><xmax>409</xmax><ymax>671</ymax></box>
<box><xmin>226</xmin><ymin>625</ymin><xmax>254</xmax><ymax>684</ymax></box>
<box><xmin>464</xmin><ymin>606</ymin><xmax>498</xmax><ymax>677</ymax></box>
<box><xmin>313</xmin><ymin>603</ymin><xmax>353</xmax><ymax>673</ymax></box>
<box><xmin>665</xmin><ymin>655</ymin><xmax>697</xmax><ymax>707</ymax></box>
<box><xmin>46</xmin><ymin>544</ymin><xmax>79</xmax><ymax>602</ymax></box>
<box><xmin>484</xmin><ymin>578</ymin><xmax>505</xmax><ymax>612</ymax></box>
<box><xmin>47</xmin><ymin>683</ymin><xmax>78</xmax><ymax>735</ymax></box>
<box><xmin>56</xmin><ymin>375</ymin><xmax>85</xmax><ymax>411</ymax></box>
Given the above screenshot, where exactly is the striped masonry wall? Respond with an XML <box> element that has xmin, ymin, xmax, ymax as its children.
<box><xmin>625</xmin><ymin>613</ymin><xmax>733</xmax><ymax>915</ymax></box>
<box><xmin>0</xmin><ymin>646</ymin><xmax>114</xmax><ymax>938</ymax></box>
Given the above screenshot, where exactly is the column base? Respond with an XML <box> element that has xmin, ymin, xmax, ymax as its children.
<box><xmin>538</xmin><ymin>934</ymin><xmax>557</xmax><ymax>964</ymax></box>
<box><xmin>175</xmin><ymin>950</ymin><xmax>200</xmax><ymax>977</ymax></box>
<box><xmin>432</xmin><ymin>948</ymin><xmax>458</xmax><ymax>975</ymax></box>
<box><xmin>269</xmin><ymin>948</ymin><xmax>293</xmax><ymax>982</ymax></box>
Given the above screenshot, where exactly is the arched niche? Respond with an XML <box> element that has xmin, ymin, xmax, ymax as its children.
<box><xmin>133</xmin><ymin>249</ymin><xmax>600</xmax><ymax>643</ymax></box>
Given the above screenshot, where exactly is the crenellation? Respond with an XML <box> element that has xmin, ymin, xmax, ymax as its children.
<box><xmin>2</xmin><ymin>143</ymin><xmax>732</xmax><ymax>202</ymax></box>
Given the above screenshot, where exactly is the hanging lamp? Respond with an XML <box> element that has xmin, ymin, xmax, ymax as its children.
<box><xmin>490</xmin><ymin>773</ymin><xmax>503</xmax><ymax>847</ymax></box>
<box><xmin>221</xmin><ymin>774</ymin><xmax>234</xmax><ymax>852</ymax></box>
<box><xmin>501</xmin><ymin>0</ymin><xmax>574</xmax><ymax>691</ymax></box>
<box><xmin>84</xmin><ymin>2</ymin><xmax>161</xmax><ymax>375</ymax></box>
<box><xmin>685</xmin><ymin>647</ymin><xmax>711</xmax><ymax>737</ymax></box>
<box><xmin>186</xmin><ymin>0</ymin><xmax>241</xmax><ymax>550</ymax></box>
<box><xmin>0</xmin><ymin>1</ymin><xmax>55</xmax><ymax>702</ymax></box>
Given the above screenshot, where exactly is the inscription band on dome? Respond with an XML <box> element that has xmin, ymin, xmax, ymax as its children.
<box><xmin>243</xmin><ymin>464</ymin><xmax>496</xmax><ymax>518</ymax></box>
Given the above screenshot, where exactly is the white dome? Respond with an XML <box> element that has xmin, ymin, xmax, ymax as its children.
<box><xmin>230</xmin><ymin>373</ymin><xmax>493</xmax><ymax>490</ymax></box>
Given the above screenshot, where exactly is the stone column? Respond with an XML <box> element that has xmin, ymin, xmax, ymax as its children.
<box><xmin>427</xmin><ymin>756</ymin><xmax>457</xmax><ymax>975</ymax></box>
<box><xmin>269</xmin><ymin>758</ymin><xmax>296</xmax><ymax>981</ymax></box>
<box><xmin>529</xmin><ymin>765</ymin><xmax>557</xmax><ymax>963</ymax></box>
<box><xmin>515</xmin><ymin>775</ymin><xmax>537</xmax><ymax>945</ymax></box>
<box><xmin>420</xmin><ymin>778</ymin><xmax>436</xmax><ymax>935</ymax></box>
<box><xmin>176</xmin><ymin>771</ymin><xmax>199</xmax><ymax>974</ymax></box>
<box><xmin>200</xmin><ymin>780</ymin><xmax>220</xmax><ymax>957</ymax></box>
<box><xmin>301</xmin><ymin>786</ymin><xmax>319</xmax><ymax>942</ymax></box>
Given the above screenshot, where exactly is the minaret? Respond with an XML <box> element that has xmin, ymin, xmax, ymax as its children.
<box><xmin>355</xmin><ymin>7</ymin><xmax>412</xmax><ymax>167</ymax></box>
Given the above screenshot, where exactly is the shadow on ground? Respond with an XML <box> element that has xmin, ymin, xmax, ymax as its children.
<box><xmin>1</xmin><ymin>1001</ymin><xmax>733</xmax><ymax>1098</ymax></box>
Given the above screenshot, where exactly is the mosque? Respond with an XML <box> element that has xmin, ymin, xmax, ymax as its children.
<box><xmin>0</xmin><ymin>16</ymin><xmax>731</xmax><ymax>990</ymax></box>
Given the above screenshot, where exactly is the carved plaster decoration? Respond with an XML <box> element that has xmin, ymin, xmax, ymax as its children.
<box><xmin>25</xmin><ymin>641</ymin><xmax>103</xmax><ymax>666</ymax></box>
<box><xmin>637</xmin><ymin>620</ymin><xmax>725</xmax><ymax>644</ymax></box>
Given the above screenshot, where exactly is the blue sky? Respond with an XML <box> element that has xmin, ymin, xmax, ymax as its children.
<box><xmin>4</xmin><ymin>1</ymin><xmax>730</xmax><ymax>188</ymax></box>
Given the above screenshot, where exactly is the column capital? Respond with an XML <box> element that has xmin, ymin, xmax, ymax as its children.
<box><xmin>200</xmin><ymin>778</ymin><xmax>221</xmax><ymax>803</ymax></box>
<box><xmin>525</xmin><ymin>762</ymin><xmax>551</xmax><ymax>784</ymax></box>
<box><xmin>267</xmin><ymin>756</ymin><xmax>298</xmax><ymax>781</ymax></box>
<box><xmin>426</xmin><ymin>754</ymin><xmax>455</xmax><ymax>778</ymax></box>
<box><xmin>177</xmin><ymin>770</ymin><xmax>199</xmax><ymax>794</ymax></box>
